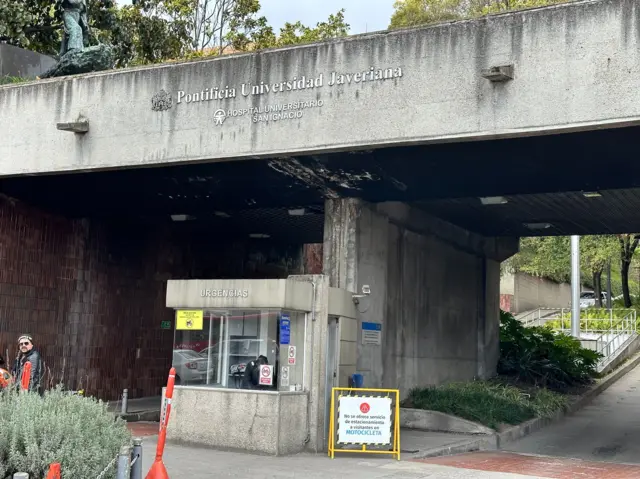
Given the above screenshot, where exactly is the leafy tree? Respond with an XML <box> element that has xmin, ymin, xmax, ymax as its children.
<box><xmin>228</xmin><ymin>8</ymin><xmax>349</xmax><ymax>51</ymax></box>
<box><xmin>618</xmin><ymin>234</ymin><xmax>640</xmax><ymax>307</ymax></box>
<box><xmin>389</xmin><ymin>0</ymin><xmax>568</xmax><ymax>29</ymax></box>
<box><xmin>504</xmin><ymin>236</ymin><xmax>571</xmax><ymax>284</ymax></box>
<box><xmin>389</xmin><ymin>0</ymin><xmax>463</xmax><ymax>28</ymax></box>
<box><xmin>580</xmin><ymin>235</ymin><xmax>617</xmax><ymax>307</ymax></box>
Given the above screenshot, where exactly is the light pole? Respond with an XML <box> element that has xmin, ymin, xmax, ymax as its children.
<box><xmin>571</xmin><ymin>235</ymin><xmax>581</xmax><ymax>338</ymax></box>
<box><xmin>607</xmin><ymin>259</ymin><xmax>612</xmax><ymax>309</ymax></box>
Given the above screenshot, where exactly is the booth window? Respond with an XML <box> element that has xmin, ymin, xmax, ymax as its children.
<box><xmin>172</xmin><ymin>309</ymin><xmax>306</xmax><ymax>391</ymax></box>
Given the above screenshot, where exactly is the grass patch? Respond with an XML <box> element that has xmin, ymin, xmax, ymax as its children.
<box><xmin>0</xmin><ymin>75</ymin><xmax>30</xmax><ymax>85</ymax></box>
<box><xmin>402</xmin><ymin>380</ymin><xmax>569</xmax><ymax>430</ymax></box>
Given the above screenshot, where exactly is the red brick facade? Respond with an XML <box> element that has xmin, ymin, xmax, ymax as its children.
<box><xmin>0</xmin><ymin>196</ymin><xmax>307</xmax><ymax>400</ymax></box>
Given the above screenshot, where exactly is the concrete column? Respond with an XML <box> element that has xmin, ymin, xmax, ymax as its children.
<box><xmin>477</xmin><ymin>258</ymin><xmax>501</xmax><ymax>379</ymax></box>
<box><xmin>323</xmin><ymin>199</ymin><xmax>517</xmax><ymax>397</ymax></box>
<box><xmin>323</xmin><ymin>198</ymin><xmax>361</xmax><ymax>291</ymax></box>
<box><xmin>323</xmin><ymin>199</ymin><xmax>388</xmax><ymax>389</ymax></box>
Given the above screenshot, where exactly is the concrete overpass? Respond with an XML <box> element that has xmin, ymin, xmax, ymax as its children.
<box><xmin>1</xmin><ymin>0</ymin><xmax>640</xmax><ymax>401</ymax></box>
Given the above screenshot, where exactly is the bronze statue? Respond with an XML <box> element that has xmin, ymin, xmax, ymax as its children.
<box><xmin>60</xmin><ymin>0</ymin><xmax>90</xmax><ymax>56</ymax></box>
<box><xmin>40</xmin><ymin>0</ymin><xmax>113</xmax><ymax>78</ymax></box>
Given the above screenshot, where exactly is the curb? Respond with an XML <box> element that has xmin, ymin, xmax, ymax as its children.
<box><xmin>410</xmin><ymin>351</ymin><xmax>640</xmax><ymax>459</ymax></box>
<box><xmin>408</xmin><ymin>435</ymin><xmax>498</xmax><ymax>460</ymax></box>
<box><xmin>116</xmin><ymin>409</ymin><xmax>161</xmax><ymax>423</ymax></box>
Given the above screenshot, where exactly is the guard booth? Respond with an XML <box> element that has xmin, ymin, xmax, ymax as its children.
<box><xmin>164</xmin><ymin>275</ymin><xmax>358</xmax><ymax>455</ymax></box>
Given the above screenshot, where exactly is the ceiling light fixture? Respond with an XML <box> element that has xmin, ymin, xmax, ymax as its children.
<box><xmin>214</xmin><ymin>211</ymin><xmax>231</xmax><ymax>218</ymax></box>
<box><xmin>249</xmin><ymin>233</ymin><xmax>270</xmax><ymax>239</ymax></box>
<box><xmin>288</xmin><ymin>208</ymin><xmax>306</xmax><ymax>216</ymax></box>
<box><xmin>479</xmin><ymin>196</ymin><xmax>508</xmax><ymax>206</ymax></box>
<box><xmin>523</xmin><ymin>222</ymin><xmax>552</xmax><ymax>230</ymax></box>
<box><xmin>170</xmin><ymin>214</ymin><xmax>196</xmax><ymax>222</ymax></box>
<box><xmin>582</xmin><ymin>191</ymin><xmax>602</xmax><ymax>198</ymax></box>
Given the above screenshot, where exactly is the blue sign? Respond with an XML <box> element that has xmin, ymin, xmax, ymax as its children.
<box><xmin>362</xmin><ymin>322</ymin><xmax>382</xmax><ymax>331</ymax></box>
<box><xmin>280</xmin><ymin>314</ymin><xmax>291</xmax><ymax>345</ymax></box>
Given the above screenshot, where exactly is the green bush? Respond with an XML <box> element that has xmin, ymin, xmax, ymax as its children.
<box><xmin>499</xmin><ymin>310</ymin><xmax>601</xmax><ymax>391</ymax></box>
<box><xmin>403</xmin><ymin>381</ymin><xmax>568</xmax><ymax>429</ymax></box>
<box><xmin>0</xmin><ymin>388</ymin><xmax>130</xmax><ymax>479</ymax></box>
<box><xmin>546</xmin><ymin>307</ymin><xmax>638</xmax><ymax>332</ymax></box>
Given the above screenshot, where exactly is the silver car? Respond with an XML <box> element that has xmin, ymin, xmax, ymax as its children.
<box><xmin>172</xmin><ymin>349</ymin><xmax>214</xmax><ymax>385</ymax></box>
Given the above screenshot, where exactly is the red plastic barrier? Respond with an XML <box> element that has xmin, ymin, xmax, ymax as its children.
<box><xmin>20</xmin><ymin>362</ymin><xmax>32</xmax><ymax>391</ymax></box>
<box><xmin>45</xmin><ymin>463</ymin><xmax>61</xmax><ymax>479</ymax></box>
<box><xmin>145</xmin><ymin>367</ymin><xmax>176</xmax><ymax>479</ymax></box>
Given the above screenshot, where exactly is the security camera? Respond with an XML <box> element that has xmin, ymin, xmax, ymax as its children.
<box><xmin>352</xmin><ymin>285</ymin><xmax>371</xmax><ymax>304</ymax></box>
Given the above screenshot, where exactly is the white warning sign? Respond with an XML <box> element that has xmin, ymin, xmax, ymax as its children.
<box><xmin>337</xmin><ymin>396</ymin><xmax>392</xmax><ymax>445</ymax></box>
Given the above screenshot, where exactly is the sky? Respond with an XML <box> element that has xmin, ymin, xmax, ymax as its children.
<box><xmin>116</xmin><ymin>0</ymin><xmax>395</xmax><ymax>34</ymax></box>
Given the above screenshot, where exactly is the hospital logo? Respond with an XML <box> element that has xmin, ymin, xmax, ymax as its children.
<box><xmin>213</xmin><ymin>109</ymin><xmax>227</xmax><ymax>126</ymax></box>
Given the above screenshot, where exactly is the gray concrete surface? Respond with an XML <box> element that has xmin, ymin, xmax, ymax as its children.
<box><xmin>401</xmin><ymin>408</ymin><xmax>495</xmax><ymax>435</ymax></box>
<box><xmin>0</xmin><ymin>44</ymin><xmax>56</xmax><ymax>78</ymax></box>
<box><xmin>506</xmin><ymin>362</ymin><xmax>640</xmax><ymax>464</ymax></box>
<box><xmin>3</xmin><ymin>0</ymin><xmax>640</xmax><ymax>176</ymax></box>
<box><xmin>141</xmin><ymin>434</ymin><xmax>544</xmax><ymax>478</ymax></box>
<box><xmin>323</xmin><ymin>199</ymin><xmax>516</xmax><ymax>393</ymax></box>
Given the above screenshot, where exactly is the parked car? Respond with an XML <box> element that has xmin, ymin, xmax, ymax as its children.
<box><xmin>172</xmin><ymin>349</ymin><xmax>215</xmax><ymax>384</ymax></box>
<box><xmin>579</xmin><ymin>291</ymin><xmax>607</xmax><ymax>309</ymax></box>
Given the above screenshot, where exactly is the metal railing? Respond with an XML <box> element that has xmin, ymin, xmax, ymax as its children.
<box><xmin>517</xmin><ymin>308</ymin><xmax>638</xmax><ymax>371</ymax></box>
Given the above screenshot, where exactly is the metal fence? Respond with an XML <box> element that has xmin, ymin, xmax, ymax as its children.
<box><xmin>517</xmin><ymin>308</ymin><xmax>638</xmax><ymax>371</ymax></box>
<box><xmin>13</xmin><ymin>438</ymin><xmax>143</xmax><ymax>479</ymax></box>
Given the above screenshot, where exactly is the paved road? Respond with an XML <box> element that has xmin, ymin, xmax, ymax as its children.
<box><xmin>506</xmin><ymin>362</ymin><xmax>640</xmax><ymax>464</ymax></box>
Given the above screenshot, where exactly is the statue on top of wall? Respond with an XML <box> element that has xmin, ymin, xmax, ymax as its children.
<box><xmin>60</xmin><ymin>0</ymin><xmax>90</xmax><ymax>56</ymax></box>
<box><xmin>40</xmin><ymin>0</ymin><xmax>114</xmax><ymax>79</ymax></box>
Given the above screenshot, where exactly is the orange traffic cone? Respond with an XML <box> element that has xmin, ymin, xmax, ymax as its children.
<box><xmin>45</xmin><ymin>463</ymin><xmax>61</xmax><ymax>479</ymax></box>
<box><xmin>145</xmin><ymin>367</ymin><xmax>175</xmax><ymax>479</ymax></box>
<box><xmin>20</xmin><ymin>362</ymin><xmax>32</xmax><ymax>391</ymax></box>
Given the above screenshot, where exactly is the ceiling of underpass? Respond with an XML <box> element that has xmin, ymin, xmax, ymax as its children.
<box><xmin>3</xmin><ymin>125</ymin><xmax>640</xmax><ymax>241</ymax></box>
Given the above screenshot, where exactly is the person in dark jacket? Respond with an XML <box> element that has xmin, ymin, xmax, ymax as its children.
<box><xmin>242</xmin><ymin>355</ymin><xmax>268</xmax><ymax>389</ymax></box>
<box><xmin>11</xmin><ymin>334</ymin><xmax>43</xmax><ymax>393</ymax></box>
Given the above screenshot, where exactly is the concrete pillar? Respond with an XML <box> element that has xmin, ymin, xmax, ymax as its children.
<box><xmin>323</xmin><ymin>198</ymin><xmax>517</xmax><ymax>396</ymax></box>
<box><xmin>323</xmin><ymin>199</ymin><xmax>388</xmax><ymax>389</ymax></box>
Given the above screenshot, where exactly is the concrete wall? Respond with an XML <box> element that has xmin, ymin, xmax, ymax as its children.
<box><xmin>167</xmin><ymin>387</ymin><xmax>308</xmax><ymax>455</ymax></box>
<box><xmin>500</xmin><ymin>271</ymin><xmax>572</xmax><ymax>313</ymax></box>
<box><xmin>0</xmin><ymin>44</ymin><xmax>56</xmax><ymax>78</ymax></box>
<box><xmin>2</xmin><ymin>0</ymin><xmax>640</xmax><ymax>176</ymax></box>
<box><xmin>323</xmin><ymin>199</ymin><xmax>517</xmax><ymax>396</ymax></box>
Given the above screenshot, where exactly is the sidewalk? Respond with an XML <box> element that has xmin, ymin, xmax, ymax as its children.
<box><xmin>138</xmin><ymin>437</ymin><xmax>546</xmax><ymax>479</ymax></box>
<box><xmin>128</xmin><ymin>423</ymin><xmax>488</xmax><ymax>461</ymax></box>
<box><xmin>108</xmin><ymin>396</ymin><xmax>161</xmax><ymax>422</ymax></box>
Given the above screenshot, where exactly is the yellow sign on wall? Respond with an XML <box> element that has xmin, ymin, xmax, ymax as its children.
<box><xmin>176</xmin><ymin>310</ymin><xmax>204</xmax><ymax>330</ymax></box>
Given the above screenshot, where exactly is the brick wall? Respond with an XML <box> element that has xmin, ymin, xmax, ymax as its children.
<box><xmin>0</xmin><ymin>197</ymin><xmax>177</xmax><ymax>399</ymax></box>
<box><xmin>0</xmin><ymin>196</ymin><xmax>310</xmax><ymax>400</ymax></box>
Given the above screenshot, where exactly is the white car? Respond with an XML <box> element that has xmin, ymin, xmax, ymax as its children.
<box><xmin>579</xmin><ymin>291</ymin><xmax>607</xmax><ymax>309</ymax></box>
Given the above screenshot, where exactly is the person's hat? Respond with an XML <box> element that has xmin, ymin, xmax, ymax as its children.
<box><xmin>18</xmin><ymin>334</ymin><xmax>33</xmax><ymax>344</ymax></box>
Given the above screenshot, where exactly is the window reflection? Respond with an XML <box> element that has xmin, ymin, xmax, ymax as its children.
<box><xmin>172</xmin><ymin>309</ymin><xmax>305</xmax><ymax>391</ymax></box>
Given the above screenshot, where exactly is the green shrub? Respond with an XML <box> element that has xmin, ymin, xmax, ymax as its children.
<box><xmin>546</xmin><ymin>307</ymin><xmax>638</xmax><ymax>332</ymax></box>
<box><xmin>0</xmin><ymin>387</ymin><xmax>130</xmax><ymax>479</ymax></box>
<box><xmin>499</xmin><ymin>310</ymin><xmax>601</xmax><ymax>391</ymax></box>
<box><xmin>403</xmin><ymin>381</ymin><xmax>568</xmax><ymax>429</ymax></box>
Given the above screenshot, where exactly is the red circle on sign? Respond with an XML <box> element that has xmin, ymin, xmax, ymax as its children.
<box><xmin>262</xmin><ymin>367</ymin><xmax>269</xmax><ymax>377</ymax></box>
<box><xmin>360</xmin><ymin>402</ymin><xmax>370</xmax><ymax>414</ymax></box>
